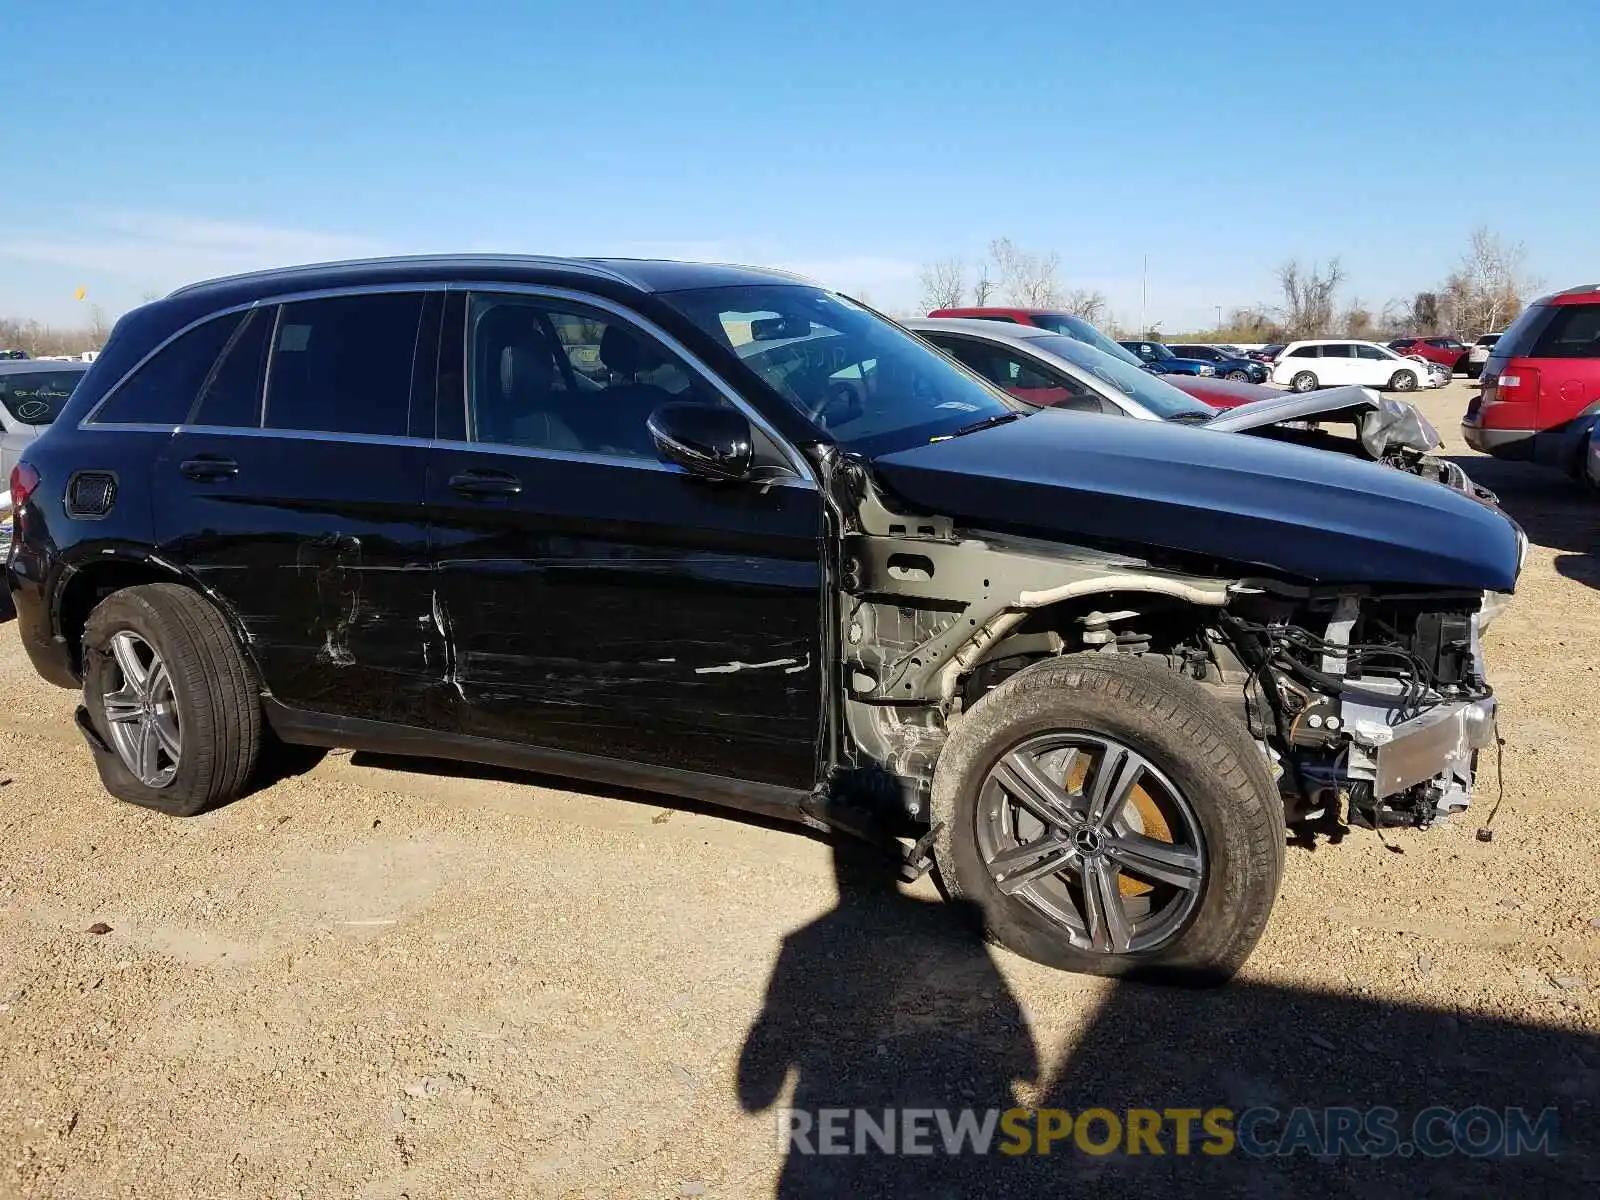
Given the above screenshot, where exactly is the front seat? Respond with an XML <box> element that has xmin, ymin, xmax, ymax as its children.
<box><xmin>582</xmin><ymin>324</ymin><xmax>677</xmax><ymax>456</ymax></box>
<box><xmin>471</xmin><ymin>306</ymin><xmax>581</xmax><ymax>451</ymax></box>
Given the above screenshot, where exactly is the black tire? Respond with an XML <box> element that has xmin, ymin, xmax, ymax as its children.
<box><xmin>1466</xmin><ymin>363</ymin><xmax>1483</xmax><ymax>380</ymax></box>
<box><xmin>931</xmin><ymin>654</ymin><xmax>1283</xmax><ymax>985</ymax></box>
<box><xmin>1389</xmin><ymin>370</ymin><xmax>1419</xmax><ymax>392</ymax></box>
<box><xmin>82</xmin><ymin>583</ymin><xmax>262</xmax><ymax>816</ymax></box>
<box><xmin>1225</xmin><ymin>370</ymin><xmax>1251</xmax><ymax>382</ymax></box>
<box><xmin>1290</xmin><ymin>370</ymin><xmax>1318</xmax><ymax>393</ymax></box>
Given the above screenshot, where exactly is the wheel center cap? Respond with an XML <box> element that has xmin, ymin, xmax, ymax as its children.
<box><xmin>1072</xmin><ymin>827</ymin><xmax>1103</xmax><ymax>855</ymax></box>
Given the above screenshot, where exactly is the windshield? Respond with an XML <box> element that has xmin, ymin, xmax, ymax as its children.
<box><xmin>0</xmin><ymin>368</ymin><xmax>83</xmax><ymax>426</ymax></box>
<box><xmin>1031</xmin><ymin>335</ymin><xmax>1214</xmax><ymax>421</ymax></box>
<box><xmin>1023</xmin><ymin>313</ymin><xmax>1147</xmax><ymax>366</ymax></box>
<box><xmin>662</xmin><ymin>284</ymin><xmax>1016</xmax><ymax>455</ymax></box>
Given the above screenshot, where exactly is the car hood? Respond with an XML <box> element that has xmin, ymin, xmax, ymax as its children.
<box><xmin>870</xmin><ymin>410</ymin><xmax>1521</xmax><ymax>591</ymax></box>
<box><xmin>1203</xmin><ymin>386</ymin><xmax>1440</xmax><ymax>457</ymax></box>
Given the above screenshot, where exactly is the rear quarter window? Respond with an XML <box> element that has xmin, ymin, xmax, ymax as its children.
<box><xmin>1529</xmin><ymin>305</ymin><xmax>1600</xmax><ymax>359</ymax></box>
<box><xmin>89</xmin><ymin>312</ymin><xmax>247</xmax><ymax>426</ymax></box>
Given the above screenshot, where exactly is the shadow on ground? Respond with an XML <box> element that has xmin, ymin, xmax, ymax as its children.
<box><xmin>740</xmin><ymin>843</ymin><xmax>1599</xmax><ymax>1198</ymax></box>
<box><xmin>1449</xmin><ymin>454</ymin><xmax>1598</xmax><ymax>563</ymax></box>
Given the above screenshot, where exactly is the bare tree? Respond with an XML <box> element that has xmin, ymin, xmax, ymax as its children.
<box><xmin>916</xmin><ymin>257</ymin><xmax>968</xmax><ymax>313</ymax></box>
<box><xmin>1061</xmin><ymin>287</ymin><xmax>1108</xmax><ymax>323</ymax></box>
<box><xmin>989</xmin><ymin>237</ymin><xmax>1062</xmax><ymax>308</ymax></box>
<box><xmin>971</xmin><ymin>263</ymin><xmax>995</xmax><ymax>306</ymax></box>
<box><xmin>1438</xmin><ymin>227</ymin><xmax>1538</xmax><ymax>337</ymax></box>
<box><xmin>1275</xmin><ymin>258</ymin><xmax>1345</xmax><ymax>339</ymax></box>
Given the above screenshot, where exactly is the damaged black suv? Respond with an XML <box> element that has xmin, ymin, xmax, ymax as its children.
<box><xmin>6</xmin><ymin>256</ymin><xmax>1525</xmax><ymax>981</ymax></box>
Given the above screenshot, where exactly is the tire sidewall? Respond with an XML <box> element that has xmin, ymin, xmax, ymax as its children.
<box><xmin>932</xmin><ymin>657</ymin><xmax>1282</xmax><ymax>983</ymax></box>
<box><xmin>82</xmin><ymin>590</ymin><xmax>205</xmax><ymax>813</ymax></box>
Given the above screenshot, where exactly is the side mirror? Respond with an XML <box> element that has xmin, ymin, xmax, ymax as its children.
<box><xmin>648</xmin><ymin>402</ymin><xmax>754</xmax><ymax>481</ymax></box>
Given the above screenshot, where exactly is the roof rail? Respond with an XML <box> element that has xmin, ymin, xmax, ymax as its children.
<box><xmin>167</xmin><ymin>253</ymin><xmax>638</xmax><ymax>299</ymax></box>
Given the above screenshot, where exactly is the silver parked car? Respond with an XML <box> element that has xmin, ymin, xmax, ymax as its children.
<box><xmin>1</xmin><ymin>361</ymin><xmax>89</xmax><ymax>558</ymax></box>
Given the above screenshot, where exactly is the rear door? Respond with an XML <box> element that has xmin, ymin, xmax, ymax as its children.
<box><xmin>152</xmin><ymin>290</ymin><xmax>441</xmax><ymax>724</ymax></box>
<box><xmin>1317</xmin><ymin>343</ymin><xmax>1358</xmax><ymax>385</ymax></box>
<box><xmin>423</xmin><ymin>289</ymin><xmax>823</xmax><ymax>790</ymax></box>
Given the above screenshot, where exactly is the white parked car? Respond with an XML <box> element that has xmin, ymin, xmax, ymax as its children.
<box><xmin>1270</xmin><ymin>340</ymin><xmax>1448</xmax><ymax>393</ymax></box>
<box><xmin>1466</xmin><ymin>333</ymin><xmax>1502</xmax><ymax>380</ymax></box>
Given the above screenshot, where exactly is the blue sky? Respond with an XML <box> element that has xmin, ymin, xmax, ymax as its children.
<box><xmin>4</xmin><ymin>0</ymin><xmax>1596</xmax><ymax>330</ymax></box>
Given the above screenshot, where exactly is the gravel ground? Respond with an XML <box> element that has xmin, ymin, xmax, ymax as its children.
<box><xmin>1</xmin><ymin>378</ymin><xmax>1597</xmax><ymax>1197</ymax></box>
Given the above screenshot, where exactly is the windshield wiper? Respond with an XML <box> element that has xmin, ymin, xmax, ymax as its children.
<box><xmin>950</xmin><ymin>411</ymin><xmax>1024</xmax><ymax>437</ymax></box>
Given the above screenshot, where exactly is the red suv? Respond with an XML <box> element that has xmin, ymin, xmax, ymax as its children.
<box><xmin>1388</xmin><ymin>337</ymin><xmax>1470</xmax><ymax>373</ymax></box>
<box><xmin>1463</xmin><ymin>284</ymin><xmax>1600</xmax><ymax>473</ymax></box>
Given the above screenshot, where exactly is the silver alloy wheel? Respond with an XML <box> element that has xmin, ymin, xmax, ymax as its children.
<box><xmin>976</xmin><ymin>732</ymin><xmax>1206</xmax><ymax>955</ymax></box>
<box><xmin>1393</xmin><ymin>371</ymin><xmax>1417</xmax><ymax>392</ymax></box>
<box><xmin>1226</xmin><ymin>370</ymin><xmax>1251</xmax><ymax>382</ymax></box>
<box><xmin>1292</xmin><ymin>372</ymin><xmax>1317</xmax><ymax>393</ymax></box>
<box><xmin>101</xmin><ymin>631</ymin><xmax>181</xmax><ymax>788</ymax></box>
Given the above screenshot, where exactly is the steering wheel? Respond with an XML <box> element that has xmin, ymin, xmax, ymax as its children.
<box><xmin>804</xmin><ymin>381</ymin><xmax>862</xmax><ymax>428</ymax></box>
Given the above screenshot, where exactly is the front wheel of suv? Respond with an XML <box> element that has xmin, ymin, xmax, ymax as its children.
<box><xmin>931</xmin><ymin>655</ymin><xmax>1284</xmax><ymax>985</ymax></box>
<box><xmin>81</xmin><ymin>583</ymin><xmax>263</xmax><ymax>816</ymax></box>
<box><xmin>1389</xmin><ymin>370</ymin><xmax>1419</xmax><ymax>392</ymax></box>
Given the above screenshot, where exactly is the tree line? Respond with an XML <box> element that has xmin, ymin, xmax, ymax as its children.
<box><xmin>0</xmin><ymin>307</ymin><xmax>114</xmax><ymax>358</ymax></box>
<box><xmin>917</xmin><ymin>227</ymin><xmax>1540</xmax><ymax>343</ymax></box>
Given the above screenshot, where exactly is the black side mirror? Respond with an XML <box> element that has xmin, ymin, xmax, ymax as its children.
<box><xmin>648</xmin><ymin>402</ymin><xmax>754</xmax><ymax>481</ymax></box>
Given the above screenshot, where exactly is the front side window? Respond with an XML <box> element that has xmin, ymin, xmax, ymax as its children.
<box><xmin>264</xmin><ymin>293</ymin><xmax>423</xmax><ymax>436</ymax></box>
<box><xmin>89</xmin><ymin>312</ymin><xmax>247</xmax><ymax>426</ymax></box>
<box><xmin>466</xmin><ymin>294</ymin><xmax>719</xmax><ymax>459</ymax></box>
<box><xmin>0</xmin><ymin>369</ymin><xmax>84</xmax><ymax>426</ymax></box>
<box><xmin>930</xmin><ymin>337</ymin><xmax>1106</xmax><ymax>413</ymax></box>
<box><xmin>1028</xmin><ymin>335</ymin><xmax>1213</xmax><ymax>421</ymax></box>
<box><xmin>663</xmin><ymin>284</ymin><xmax>1015</xmax><ymax>455</ymax></box>
<box><xmin>1354</xmin><ymin>344</ymin><xmax>1389</xmax><ymax>361</ymax></box>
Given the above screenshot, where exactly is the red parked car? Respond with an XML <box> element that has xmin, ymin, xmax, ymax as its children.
<box><xmin>1388</xmin><ymin>336</ymin><xmax>1471</xmax><ymax>373</ymax></box>
<box><xmin>1462</xmin><ymin>284</ymin><xmax>1600</xmax><ymax>473</ymax></box>
<box><xmin>926</xmin><ymin>307</ymin><xmax>1145</xmax><ymax>366</ymax></box>
<box><xmin>1166</xmin><ymin>375</ymin><xmax>1279</xmax><ymax>409</ymax></box>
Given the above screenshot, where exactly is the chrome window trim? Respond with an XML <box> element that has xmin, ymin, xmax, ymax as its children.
<box><xmin>79</xmin><ymin>282</ymin><xmax>448</xmax><ymax>429</ymax></box>
<box><xmin>78</xmin><ymin>278</ymin><xmax>818</xmax><ymax>488</ymax></box>
<box><xmin>447</xmin><ymin>281</ymin><xmax>817</xmax><ymax>485</ymax></box>
<box><xmin>92</xmin><ymin>421</ymin><xmax>810</xmax><ymax>487</ymax></box>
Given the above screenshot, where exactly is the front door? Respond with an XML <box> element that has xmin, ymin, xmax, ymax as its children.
<box><xmin>424</xmin><ymin>290</ymin><xmax>823</xmax><ymax>790</ymax></box>
<box><xmin>152</xmin><ymin>291</ymin><xmax>440</xmax><ymax>724</ymax></box>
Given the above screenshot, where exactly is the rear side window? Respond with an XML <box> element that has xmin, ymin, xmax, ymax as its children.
<box><xmin>191</xmin><ymin>308</ymin><xmax>274</xmax><ymax>427</ymax></box>
<box><xmin>1530</xmin><ymin>305</ymin><xmax>1600</xmax><ymax>359</ymax></box>
<box><xmin>264</xmin><ymin>294</ymin><xmax>423</xmax><ymax>435</ymax></box>
<box><xmin>1493</xmin><ymin>305</ymin><xmax>1550</xmax><ymax>358</ymax></box>
<box><xmin>1287</xmin><ymin>345</ymin><xmax>1318</xmax><ymax>358</ymax></box>
<box><xmin>89</xmin><ymin>312</ymin><xmax>246</xmax><ymax>425</ymax></box>
<box><xmin>0</xmin><ymin>369</ymin><xmax>84</xmax><ymax>425</ymax></box>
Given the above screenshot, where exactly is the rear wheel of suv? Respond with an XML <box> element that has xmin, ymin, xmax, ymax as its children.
<box><xmin>931</xmin><ymin>655</ymin><xmax>1284</xmax><ymax>985</ymax></box>
<box><xmin>81</xmin><ymin>583</ymin><xmax>262</xmax><ymax>816</ymax></box>
<box><xmin>1389</xmin><ymin>370</ymin><xmax>1419</xmax><ymax>392</ymax></box>
<box><xmin>1290</xmin><ymin>371</ymin><xmax>1318</xmax><ymax>392</ymax></box>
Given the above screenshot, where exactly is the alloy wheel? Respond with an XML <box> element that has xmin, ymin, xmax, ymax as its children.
<box><xmin>975</xmin><ymin>732</ymin><xmax>1206</xmax><ymax>955</ymax></box>
<box><xmin>101</xmin><ymin>631</ymin><xmax>182</xmax><ymax>788</ymax></box>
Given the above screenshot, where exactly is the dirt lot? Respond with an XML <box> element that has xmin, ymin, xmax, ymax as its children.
<box><xmin>2</xmin><ymin>379</ymin><xmax>1597</xmax><ymax>1197</ymax></box>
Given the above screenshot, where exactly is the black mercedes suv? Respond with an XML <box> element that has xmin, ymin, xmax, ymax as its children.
<box><xmin>5</xmin><ymin>255</ymin><xmax>1523</xmax><ymax>981</ymax></box>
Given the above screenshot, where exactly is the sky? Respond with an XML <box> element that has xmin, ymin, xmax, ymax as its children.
<box><xmin>4</xmin><ymin>0</ymin><xmax>1597</xmax><ymax>332</ymax></box>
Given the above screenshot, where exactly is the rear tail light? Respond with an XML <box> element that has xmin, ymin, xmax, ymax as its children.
<box><xmin>1480</xmin><ymin>367</ymin><xmax>1538</xmax><ymax>407</ymax></box>
<box><xmin>8</xmin><ymin>462</ymin><xmax>38</xmax><ymax>511</ymax></box>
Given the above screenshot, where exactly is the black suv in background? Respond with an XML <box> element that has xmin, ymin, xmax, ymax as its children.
<box><xmin>6</xmin><ymin>256</ymin><xmax>1522</xmax><ymax>982</ymax></box>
